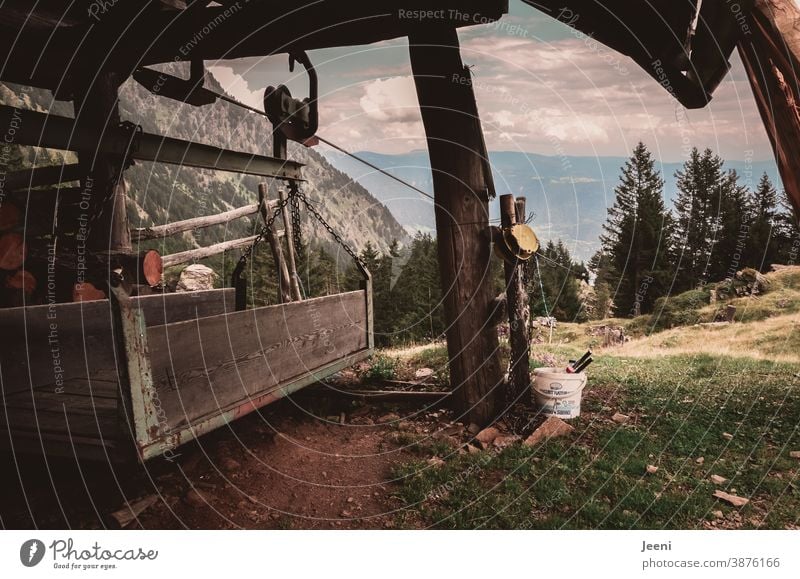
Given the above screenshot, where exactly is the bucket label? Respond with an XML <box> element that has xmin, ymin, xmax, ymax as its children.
<box><xmin>549</xmin><ymin>382</ymin><xmax>563</xmax><ymax>390</ymax></box>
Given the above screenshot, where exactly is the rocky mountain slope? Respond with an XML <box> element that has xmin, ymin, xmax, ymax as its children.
<box><xmin>1</xmin><ymin>65</ymin><xmax>408</xmax><ymax>264</ymax></box>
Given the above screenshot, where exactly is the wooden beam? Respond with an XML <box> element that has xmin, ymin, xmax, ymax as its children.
<box><xmin>3</xmin><ymin>163</ymin><xmax>82</xmax><ymax>191</ymax></box>
<box><xmin>259</xmin><ymin>184</ymin><xmax>291</xmax><ymax>304</ymax></box>
<box><xmin>409</xmin><ymin>27</ymin><xmax>503</xmax><ymax>426</ymax></box>
<box><xmin>160</xmin><ymin>235</ymin><xmax>292</xmax><ymax>268</ymax></box>
<box><xmin>130</xmin><ymin>201</ymin><xmax>277</xmax><ymax>242</ymax></box>
<box><xmin>73</xmin><ymin>72</ymin><xmax>131</xmax><ymax>253</ymax></box>
<box><xmin>0</xmin><ymin>1</ymin><xmax>509</xmax><ymax>92</ymax></box>
<box><xmin>500</xmin><ymin>194</ymin><xmax>531</xmax><ymax>404</ymax></box>
<box><xmin>279</xmin><ymin>188</ymin><xmax>303</xmax><ymax>301</ymax></box>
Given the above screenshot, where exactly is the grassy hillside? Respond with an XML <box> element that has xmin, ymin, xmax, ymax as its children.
<box><xmin>357</xmin><ymin>267</ymin><xmax>800</xmax><ymax>529</ymax></box>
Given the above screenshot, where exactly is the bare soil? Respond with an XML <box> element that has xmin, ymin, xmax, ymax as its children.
<box><xmin>0</xmin><ymin>392</ymin><xmax>461</xmax><ymax>530</ymax></box>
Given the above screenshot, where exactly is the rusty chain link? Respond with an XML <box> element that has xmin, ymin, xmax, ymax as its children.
<box><xmin>234</xmin><ymin>183</ymin><xmax>366</xmax><ymax>281</ymax></box>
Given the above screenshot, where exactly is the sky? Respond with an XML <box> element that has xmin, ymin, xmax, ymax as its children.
<box><xmin>207</xmin><ymin>0</ymin><xmax>774</xmax><ymax>163</ymax></box>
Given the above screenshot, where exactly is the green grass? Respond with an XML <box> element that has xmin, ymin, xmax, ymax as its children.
<box><xmin>389</xmin><ymin>354</ymin><xmax>800</xmax><ymax>529</ymax></box>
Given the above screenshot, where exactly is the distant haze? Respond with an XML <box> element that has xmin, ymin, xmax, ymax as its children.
<box><xmin>324</xmin><ymin>149</ymin><xmax>781</xmax><ymax>262</ymax></box>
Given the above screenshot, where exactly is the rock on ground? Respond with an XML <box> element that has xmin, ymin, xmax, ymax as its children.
<box><xmin>523</xmin><ymin>416</ymin><xmax>574</xmax><ymax>446</ymax></box>
<box><xmin>177</xmin><ymin>264</ymin><xmax>217</xmax><ymax>292</ymax></box>
<box><xmin>714</xmin><ymin>490</ymin><xmax>749</xmax><ymax>507</ymax></box>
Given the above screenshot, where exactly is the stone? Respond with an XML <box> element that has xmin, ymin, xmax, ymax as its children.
<box><xmin>710</xmin><ymin>475</ymin><xmax>728</xmax><ymax>485</ymax></box>
<box><xmin>427</xmin><ymin>456</ymin><xmax>445</xmax><ymax>467</ymax></box>
<box><xmin>376</xmin><ymin>413</ymin><xmax>400</xmax><ymax>425</ymax></box>
<box><xmin>465</xmin><ymin>444</ymin><xmax>481</xmax><ymax>454</ymax></box>
<box><xmin>414</xmin><ymin>368</ymin><xmax>435</xmax><ymax>379</ymax></box>
<box><xmin>646</xmin><ymin>465</ymin><xmax>659</xmax><ymax>474</ymax></box>
<box><xmin>712</xmin><ymin>510</ymin><xmax>724</xmax><ymax>519</ymax></box>
<box><xmin>176</xmin><ymin>264</ymin><xmax>217</xmax><ymax>292</ymax></box>
<box><xmin>713</xmin><ymin>490</ymin><xmax>749</xmax><ymax>507</ymax></box>
<box><xmin>612</xmin><ymin>412</ymin><xmax>630</xmax><ymax>424</ymax></box>
<box><xmin>722</xmin><ymin>432</ymin><xmax>734</xmax><ymax>440</ymax></box>
<box><xmin>523</xmin><ymin>417</ymin><xmax>575</xmax><ymax>447</ymax></box>
<box><xmin>467</xmin><ymin>423</ymin><xmax>482</xmax><ymax>435</ymax></box>
<box><xmin>696</xmin><ymin>456</ymin><xmax>705</xmax><ymax>465</ymax></box>
<box><xmin>789</xmin><ymin>451</ymin><xmax>800</xmax><ymax>459</ymax></box>
<box><xmin>492</xmin><ymin>435</ymin><xmax>521</xmax><ymax>449</ymax></box>
<box><xmin>475</xmin><ymin>426</ymin><xmax>501</xmax><ymax>447</ymax></box>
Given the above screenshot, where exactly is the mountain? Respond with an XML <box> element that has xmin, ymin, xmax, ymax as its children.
<box><xmin>324</xmin><ymin>149</ymin><xmax>781</xmax><ymax>262</ymax></box>
<box><xmin>1</xmin><ymin>65</ymin><xmax>408</xmax><ymax>266</ymax></box>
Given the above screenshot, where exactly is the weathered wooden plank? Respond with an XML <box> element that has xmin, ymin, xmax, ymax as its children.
<box><xmin>146</xmin><ymin>291</ymin><xmax>369</xmax><ymax>431</ymax></box>
<box><xmin>4</xmin><ymin>390</ymin><xmax>117</xmax><ymax>416</ymax></box>
<box><xmin>0</xmin><ymin>432</ymin><xmax>117</xmax><ymax>462</ymax></box>
<box><xmin>0</xmin><ymin>404</ymin><xmax>118</xmax><ymax>439</ymax></box>
<box><xmin>0</xmin><ymin>289</ymin><xmax>234</xmax><ymax>394</ymax></box>
<box><xmin>45</xmin><ymin>379</ymin><xmax>119</xmax><ymax>399</ymax></box>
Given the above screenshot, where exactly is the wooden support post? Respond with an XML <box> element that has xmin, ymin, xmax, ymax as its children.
<box><xmin>278</xmin><ymin>187</ymin><xmax>303</xmax><ymax>301</ymax></box>
<box><xmin>74</xmin><ymin>72</ymin><xmax>131</xmax><ymax>255</ymax></box>
<box><xmin>259</xmin><ymin>183</ymin><xmax>292</xmax><ymax>303</ymax></box>
<box><xmin>500</xmin><ymin>194</ymin><xmax>531</xmax><ymax>404</ymax></box>
<box><xmin>409</xmin><ymin>28</ymin><xmax>503</xmax><ymax>426</ymax></box>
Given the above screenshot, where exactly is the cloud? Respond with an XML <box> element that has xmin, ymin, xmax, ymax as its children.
<box><xmin>207</xmin><ymin>65</ymin><xmax>262</xmax><ymax>110</ymax></box>
<box><xmin>359</xmin><ymin>76</ymin><xmax>420</xmax><ymax>123</ymax></box>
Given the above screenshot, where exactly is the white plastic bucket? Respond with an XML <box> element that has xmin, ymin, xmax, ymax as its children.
<box><xmin>532</xmin><ymin>367</ymin><xmax>587</xmax><ymax>419</ymax></box>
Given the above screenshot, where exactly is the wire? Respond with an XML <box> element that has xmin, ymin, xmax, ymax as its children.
<box><xmin>315</xmin><ymin>136</ymin><xmax>436</xmax><ymax>202</ymax></box>
<box><xmin>204</xmin><ymin>85</ymin><xmax>438</xmax><ymax>203</ymax></box>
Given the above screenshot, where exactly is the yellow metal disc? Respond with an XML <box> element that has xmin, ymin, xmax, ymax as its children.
<box><xmin>503</xmin><ymin>224</ymin><xmax>539</xmax><ymax>260</ymax></box>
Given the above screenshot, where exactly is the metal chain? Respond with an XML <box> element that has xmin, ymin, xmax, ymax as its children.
<box><xmin>289</xmin><ymin>182</ymin><xmax>303</xmax><ymax>253</ymax></box>
<box><xmin>294</xmin><ymin>188</ymin><xmax>366</xmax><ymax>272</ymax></box>
<box><xmin>235</xmin><ymin>183</ymin><xmax>365</xmax><ymax>275</ymax></box>
<box><xmin>235</xmin><ymin>191</ymin><xmax>292</xmax><ymax>271</ymax></box>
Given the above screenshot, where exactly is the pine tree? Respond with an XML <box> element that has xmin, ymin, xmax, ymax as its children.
<box><xmin>530</xmin><ymin>240</ymin><xmax>585</xmax><ymax>321</ymax></box>
<box><xmin>708</xmin><ymin>169</ymin><xmax>752</xmax><ymax>282</ymax></box>
<box><xmin>673</xmin><ymin>148</ymin><xmax>725</xmax><ymax>290</ymax></box>
<box><xmin>601</xmin><ymin>142</ymin><xmax>674</xmax><ymax>316</ymax></box>
<box><xmin>747</xmin><ymin>173</ymin><xmax>780</xmax><ymax>271</ymax></box>
<box><xmin>774</xmin><ymin>189</ymin><xmax>800</xmax><ymax>265</ymax></box>
<box><xmin>392</xmin><ymin>233</ymin><xmax>443</xmax><ymax>343</ymax></box>
<box><xmin>588</xmin><ymin>250</ymin><xmax>614</xmax><ymax>319</ymax></box>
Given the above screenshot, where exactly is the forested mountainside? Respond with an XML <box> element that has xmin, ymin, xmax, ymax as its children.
<box><xmin>0</xmin><ymin>63</ymin><xmax>408</xmax><ymax>262</ymax></box>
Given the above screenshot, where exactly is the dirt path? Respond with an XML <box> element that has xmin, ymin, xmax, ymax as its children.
<box><xmin>0</xmin><ymin>395</ymin><xmax>456</xmax><ymax>530</ymax></box>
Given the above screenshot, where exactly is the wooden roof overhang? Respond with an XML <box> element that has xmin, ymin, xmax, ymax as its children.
<box><xmin>526</xmin><ymin>1</ymin><xmax>754</xmax><ymax>109</ymax></box>
<box><xmin>0</xmin><ymin>0</ymin><xmax>508</xmax><ymax>95</ymax></box>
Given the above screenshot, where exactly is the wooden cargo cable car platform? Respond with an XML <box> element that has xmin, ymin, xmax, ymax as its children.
<box><xmin>0</xmin><ymin>58</ymin><xmax>373</xmax><ymax>462</ymax></box>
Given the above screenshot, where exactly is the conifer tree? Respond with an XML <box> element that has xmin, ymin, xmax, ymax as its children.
<box><xmin>530</xmin><ymin>240</ymin><xmax>585</xmax><ymax>322</ymax></box>
<box><xmin>775</xmin><ymin>189</ymin><xmax>800</xmax><ymax>265</ymax></box>
<box><xmin>673</xmin><ymin>148</ymin><xmax>725</xmax><ymax>290</ymax></box>
<box><xmin>747</xmin><ymin>173</ymin><xmax>780</xmax><ymax>271</ymax></box>
<box><xmin>709</xmin><ymin>169</ymin><xmax>752</xmax><ymax>282</ymax></box>
<box><xmin>600</xmin><ymin>142</ymin><xmax>674</xmax><ymax>315</ymax></box>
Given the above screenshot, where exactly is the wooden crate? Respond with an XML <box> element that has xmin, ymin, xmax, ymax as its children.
<box><xmin>0</xmin><ymin>288</ymin><xmax>372</xmax><ymax>461</ymax></box>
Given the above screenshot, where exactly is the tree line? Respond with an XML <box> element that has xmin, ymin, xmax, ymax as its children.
<box><xmin>242</xmin><ymin>141</ymin><xmax>799</xmax><ymax>346</ymax></box>
<box><xmin>595</xmin><ymin>142</ymin><xmax>799</xmax><ymax>318</ymax></box>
